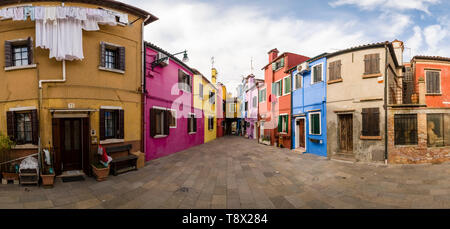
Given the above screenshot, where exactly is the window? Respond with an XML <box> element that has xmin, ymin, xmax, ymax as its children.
<box><xmin>272</xmin><ymin>80</ymin><xmax>282</xmax><ymax>97</ymax></box>
<box><xmin>394</xmin><ymin>114</ymin><xmax>418</xmax><ymax>145</ymax></box>
<box><xmin>329</xmin><ymin>60</ymin><xmax>342</xmax><ymax>81</ymax></box>
<box><xmin>178</xmin><ymin>70</ymin><xmax>192</xmax><ymax>92</ymax></box>
<box><xmin>364</xmin><ymin>53</ymin><xmax>380</xmax><ymax>75</ymax></box>
<box><xmin>245</xmin><ymin>102</ymin><xmax>248</xmax><ymax>111</ymax></box>
<box><xmin>208</xmin><ymin>116</ymin><xmax>214</xmax><ymax>130</ymax></box>
<box><xmin>100</xmin><ymin>42</ymin><xmax>125</xmax><ymax>71</ymax></box>
<box><xmin>187</xmin><ymin>114</ymin><xmax>197</xmax><ymax>133</ymax></box>
<box><xmin>7</xmin><ymin>110</ymin><xmax>38</xmax><ymax>145</ymax></box>
<box><xmin>4</xmin><ymin>38</ymin><xmax>33</xmax><ymax>68</ymax></box>
<box><xmin>309</xmin><ymin>112</ymin><xmax>321</xmax><ymax>135</ymax></box>
<box><xmin>361</xmin><ymin>108</ymin><xmax>380</xmax><ymax>137</ymax></box>
<box><xmin>278</xmin><ymin>115</ymin><xmax>289</xmax><ymax>133</ymax></box>
<box><xmin>199</xmin><ymin>84</ymin><xmax>203</xmax><ymax>98</ymax></box>
<box><xmin>15</xmin><ymin>112</ymin><xmax>32</xmax><ymax>144</ymax></box>
<box><xmin>426</xmin><ymin>71</ymin><xmax>441</xmax><ymax>94</ymax></box>
<box><xmin>427</xmin><ymin>114</ymin><xmax>450</xmax><ymax>147</ymax></box>
<box><xmin>272</xmin><ymin>57</ymin><xmax>285</xmax><ymax>71</ymax></box>
<box><xmin>294</xmin><ymin>73</ymin><xmax>302</xmax><ymax>90</ymax></box>
<box><xmin>283</xmin><ymin>76</ymin><xmax>291</xmax><ymax>95</ymax></box>
<box><xmin>259</xmin><ymin>89</ymin><xmax>266</xmax><ymax>103</ymax></box>
<box><xmin>253</xmin><ymin>97</ymin><xmax>257</xmax><ymax>108</ymax></box>
<box><xmin>209</xmin><ymin>91</ymin><xmax>215</xmax><ymax>104</ymax></box>
<box><xmin>150</xmin><ymin>107</ymin><xmax>170</xmax><ymax>137</ymax></box>
<box><xmin>101</xmin><ymin>109</ymin><xmax>124</xmax><ymax>140</ymax></box>
<box><xmin>169</xmin><ymin>110</ymin><xmax>177</xmax><ymax>128</ymax></box>
<box><xmin>312</xmin><ymin>64</ymin><xmax>323</xmax><ymax>84</ymax></box>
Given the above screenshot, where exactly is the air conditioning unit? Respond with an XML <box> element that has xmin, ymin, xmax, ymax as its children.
<box><xmin>299</xmin><ymin>62</ymin><xmax>309</xmax><ymax>73</ymax></box>
<box><xmin>157</xmin><ymin>52</ymin><xmax>169</xmax><ymax>67</ymax></box>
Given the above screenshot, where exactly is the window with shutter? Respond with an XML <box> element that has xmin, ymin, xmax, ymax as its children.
<box><xmin>100</xmin><ymin>42</ymin><xmax>125</xmax><ymax>72</ymax></box>
<box><xmin>169</xmin><ymin>110</ymin><xmax>177</xmax><ymax>128</ymax></box>
<box><xmin>179</xmin><ymin>70</ymin><xmax>192</xmax><ymax>92</ymax></box>
<box><xmin>103</xmin><ymin>110</ymin><xmax>122</xmax><ymax>139</ymax></box>
<box><xmin>309</xmin><ymin>112</ymin><xmax>321</xmax><ymax>135</ymax></box>
<box><xmin>426</xmin><ymin>71</ymin><xmax>441</xmax><ymax>94</ymax></box>
<box><xmin>364</xmin><ymin>54</ymin><xmax>380</xmax><ymax>74</ymax></box>
<box><xmin>199</xmin><ymin>84</ymin><xmax>203</xmax><ymax>98</ymax></box>
<box><xmin>4</xmin><ymin>41</ymin><xmax>13</xmax><ymax>68</ymax></box>
<box><xmin>312</xmin><ymin>64</ymin><xmax>323</xmax><ymax>84</ymax></box>
<box><xmin>151</xmin><ymin>107</ymin><xmax>169</xmax><ymax>137</ymax></box>
<box><xmin>5</xmin><ymin>38</ymin><xmax>34</xmax><ymax>68</ymax></box>
<box><xmin>295</xmin><ymin>73</ymin><xmax>302</xmax><ymax>90</ymax></box>
<box><xmin>12</xmin><ymin>111</ymin><xmax>33</xmax><ymax>145</ymax></box>
<box><xmin>329</xmin><ymin>60</ymin><xmax>341</xmax><ymax>81</ymax></box>
<box><xmin>283</xmin><ymin>76</ymin><xmax>291</xmax><ymax>95</ymax></box>
<box><xmin>361</xmin><ymin>108</ymin><xmax>380</xmax><ymax>137</ymax></box>
<box><xmin>394</xmin><ymin>114</ymin><xmax>418</xmax><ymax>145</ymax></box>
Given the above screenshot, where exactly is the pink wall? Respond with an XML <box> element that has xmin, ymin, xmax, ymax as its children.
<box><xmin>144</xmin><ymin>46</ymin><xmax>204</xmax><ymax>161</ymax></box>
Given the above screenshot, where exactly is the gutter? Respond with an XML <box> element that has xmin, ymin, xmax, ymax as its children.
<box><xmin>384</xmin><ymin>44</ymin><xmax>388</xmax><ymax>164</ymax></box>
<box><xmin>142</xmin><ymin>15</ymin><xmax>150</xmax><ymax>153</ymax></box>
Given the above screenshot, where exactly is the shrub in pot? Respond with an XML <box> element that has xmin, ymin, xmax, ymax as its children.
<box><xmin>0</xmin><ymin>133</ymin><xmax>16</xmax><ymax>181</ymax></box>
<box><xmin>91</xmin><ymin>162</ymin><xmax>110</xmax><ymax>182</ymax></box>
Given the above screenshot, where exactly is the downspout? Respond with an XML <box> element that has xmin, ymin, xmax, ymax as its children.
<box><xmin>384</xmin><ymin>44</ymin><xmax>388</xmax><ymax>164</ymax></box>
<box><xmin>141</xmin><ymin>15</ymin><xmax>151</xmax><ymax>154</ymax></box>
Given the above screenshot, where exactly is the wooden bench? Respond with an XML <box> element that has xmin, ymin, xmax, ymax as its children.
<box><xmin>105</xmin><ymin>144</ymin><xmax>138</xmax><ymax>176</ymax></box>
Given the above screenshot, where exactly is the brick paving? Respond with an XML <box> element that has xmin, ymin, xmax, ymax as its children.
<box><xmin>1</xmin><ymin>136</ymin><xmax>450</xmax><ymax>209</ymax></box>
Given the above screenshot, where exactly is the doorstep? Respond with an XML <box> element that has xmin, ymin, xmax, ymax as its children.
<box><xmin>331</xmin><ymin>153</ymin><xmax>356</xmax><ymax>163</ymax></box>
<box><xmin>57</xmin><ymin>170</ymin><xmax>86</xmax><ymax>178</ymax></box>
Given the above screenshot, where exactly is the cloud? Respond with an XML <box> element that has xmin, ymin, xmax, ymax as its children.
<box><xmin>330</xmin><ymin>0</ymin><xmax>440</xmax><ymax>14</ymax></box>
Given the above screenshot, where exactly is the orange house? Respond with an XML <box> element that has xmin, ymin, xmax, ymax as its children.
<box><xmin>411</xmin><ymin>56</ymin><xmax>450</xmax><ymax>108</ymax></box>
<box><xmin>260</xmin><ymin>49</ymin><xmax>309</xmax><ymax>148</ymax></box>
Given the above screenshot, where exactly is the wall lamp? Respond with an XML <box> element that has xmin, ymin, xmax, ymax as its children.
<box><xmin>151</xmin><ymin>50</ymin><xmax>189</xmax><ymax>70</ymax></box>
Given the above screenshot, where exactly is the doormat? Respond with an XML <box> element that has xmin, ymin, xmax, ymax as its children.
<box><xmin>61</xmin><ymin>176</ymin><xmax>85</xmax><ymax>183</ymax></box>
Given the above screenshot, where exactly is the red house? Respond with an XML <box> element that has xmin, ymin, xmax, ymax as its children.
<box><xmin>260</xmin><ymin>49</ymin><xmax>309</xmax><ymax>148</ymax></box>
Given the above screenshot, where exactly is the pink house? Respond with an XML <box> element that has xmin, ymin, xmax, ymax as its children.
<box><xmin>144</xmin><ymin>42</ymin><xmax>204</xmax><ymax>161</ymax></box>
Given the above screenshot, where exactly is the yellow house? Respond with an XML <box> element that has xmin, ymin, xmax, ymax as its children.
<box><xmin>203</xmin><ymin>71</ymin><xmax>217</xmax><ymax>143</ymax></box>
<box><xmin>0</xmin><ymin>0</ymin><xmax>157</xmax><ymax>175</ymax></box>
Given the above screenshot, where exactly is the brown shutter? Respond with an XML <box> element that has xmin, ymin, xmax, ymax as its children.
<box><xmin>374</xmin><ymin>54</ymin><xmax>380</xmax><ymax>73</ymax></box>
<box><xmin>99</xmin><ymin>109</ymin><xmax>105</xmax><ymax>140</ymax></box>
<box><xmin>336</xmin><ymin>60</ymin><xmax>341</xmax><ymax>79</ymax></box>
<box><xmin>193</xmin><ymin>115</ymin><xmax>197</xmax><ymax>132</ymax></box>
<box><xmin>118</xmin><ymin>110</ymin><xmax>124</xmax><ymax>139</ymax></box>
<box><xmin>6</xmin><ymin>111</ymin><xmax>15</xmax><ymax>140</ymax></box>
<box><xmin>99</xmin><ymin>42</ymin><xmax>106</xmax><ymax>68</ymax></box>
<box><xmin>328</xmin><ymin>62</ymin><xmax>334</xmax><ymax>81</ymax></box>
<box><xmin>164</xmin><ymin>110</ymin><xmax>170</xmax><ymax>135</ymax></box>
<box><xmin>27</xmin><ymin>37</ymin><xmax>33</xmax><ymax>65</ymax></box>
<box><xmin>361</xmin><ymin>108</ymin><xmax>369</xmax><ymax>136</ymax></box>
<box><xmin>364</xmin><ymin>55</ymin><xmax>370</xmax><ymax>74</ymax></box>
<box><xmin>31</xmin><ymin>109</ymin><xmax>39</xmax><ymax>145</ymax></box>
<box><xmin>118</xmin><ymin>46</ymin><xmax>125</xmax><ymax>71</ymax></box>
<box><xmin>187</xmin><ymin>116</ymin><xmax>191</xmax><ymax>133</ymax></box>
<box><xmin>4</xmin><ymin>41</ymin><xmax>12</xmax><ymax>67</ymax></box>
<box><xmin>150</xmin><ymin>108</ymin><xmax>156</xmax><ymax>137</ymax></box>
<box><xmin>178</xmin><ymin>70</ymin><xmax>182</xmax><ymax>90</ymax></box>
<box><xmin>371</xmin><ymin>108</ymin><xmax>380</xmax><ymax>136</ymax></box>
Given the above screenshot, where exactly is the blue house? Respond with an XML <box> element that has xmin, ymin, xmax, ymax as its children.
<box><xmin>290</xmin><ymin>53</ymin><xmax>327</xmax><ymax>157</ymax></box>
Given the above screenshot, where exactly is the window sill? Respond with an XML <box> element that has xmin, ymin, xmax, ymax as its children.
<box><xmin>100</xmin><ymin>139</ymin><xmax>125</xmax><ymax>145</ymax></box>
<box><xmin>4</xmin><ymin>64</ymin><xmax>37</xmax><ymax>72</ymax></box>
<box><xmin>362</xmin><ymin>73</ymin><xmax>381</xmax><ymax>79</ymax></box>
<box><xmin>360</xmin><ymin>136</ymin><xmax>382</xmax><ymax>140</ymax></box>
<box><xmin>12</xmin><ymin>144</ymin><xmax>38</xmax><ymax>150</ymax></box>
<box><xmin>327</xmin><ymin>78</ymin><xmax>343</xmax><ymax>84</ymax></box>
<box><xmin>153</xmin><ymin>135</ymin><xmax>168</xmax><ymax>139</ymax></box>
<box><xmin>98</xmin><ymin>66</ymin><xmax>125</xmax><ymax>74</ymax></box>
<box><xmin>170</xmin><ymin>126</ymin><xmax>177</xmax><ymax>129</ymax></box>
<box><xmin>188</xmin><ymin>132</ymin><xmax>197</xmax><ymax>135</ymax></box>
<box><xmin>311</xmin><ymin>81</ymin><xmax>323</xmax><ymax>85</ymax></box>
<box><xmin>426</xmin><ymin>93</ymin><xmax>442</xmax><ymax>96</ymax></box>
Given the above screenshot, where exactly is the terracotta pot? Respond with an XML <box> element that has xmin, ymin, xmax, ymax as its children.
<box><xmin>40</xmin><ymin>173</ymin><xmax>55</xmax><ymax>187</ymax></box>
<box><xmin>91</xmin><ymin>164</ymin><xmax>110</xmax><ymax>182</ymax></box>
<box><xmin>2</xmin><ymin>172</ymin><xmax>19</xmax><ymax>180</ymax></box>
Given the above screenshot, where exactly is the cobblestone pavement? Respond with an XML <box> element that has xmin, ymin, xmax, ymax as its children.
<box><xmin>1</xmin><ymin>136</ymin><xmax>450</xmax><ymax>209</ymax></box>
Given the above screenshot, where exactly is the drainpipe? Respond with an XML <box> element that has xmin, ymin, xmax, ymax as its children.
<box><xmin>384</xmin><ymin>44</ymin><xmax>388</xmax><ymax>165</ymax></box>
<box><xmin>141</xmin><ymin>15</ymin><xmax>151</xmax><ymax>154</ymax></box>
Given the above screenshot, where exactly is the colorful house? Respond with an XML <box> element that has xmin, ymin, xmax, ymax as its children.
<box><xmin>202</xmin><ymin>70</ymin><xmax>217</xmax><ymax>143</ymax></box>
<box><xmin>216</xmin><ymin>80</ymin><xmax>227</xmax><ymax>138</ymax></box>
<box><xmin>257</xmin><ymin>79</ymin><xmax>268</xmax><ymax>143</ymax></box>
<box><xmin>289</xmin><ymin>54</ymin><xmax>327</xmax><ymax>157</ymax></box>
<box><xmin>326</xmin><ymin>41</ymin><xmax>403</xmax><ymax>162</ymax></box>
<box><xmin>0</xmin><ymin>0</ymin><xmax>157</xmax><ymax>175</ymax></box>
<box><xmin>261</xmin><ymin>48</ymin><xmax>309</xmax><ymax>148</ymax></box>
<box><xmin>236</xmin><ymin>83</ymin><xmax>245</xmax><ymax>136</ymax></box>
<box><xmin>244</xmin><ymin>74</ymin><xmax>264</xmax><ymax>139</ymax></box>
<box><xmin>144</xmin><ymin>43</ymin><xmax>203</xmax><ymax>161</ymax></box>
<box><xmin>387</xmin><ymin>55</ymin><xmax>450</xmax><ymax>164</ymax></box>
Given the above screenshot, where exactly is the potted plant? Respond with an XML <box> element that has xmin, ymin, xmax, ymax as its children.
<box><xmin>40</xmin><ymin>149</ymin><xmax>55</xmax><ymax>187</ymax></box>
<box><xmin>91</xmin><ymin>162</ymin><xmax>110</xmax><ymax>182</ymax></box>
<box><xmin>0</xmin><ymin>133</ymin><xmax>16</xmax><ymax>183</ymax></box>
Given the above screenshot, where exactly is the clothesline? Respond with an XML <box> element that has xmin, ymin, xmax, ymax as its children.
<box><xmin>0</xmin><ymin>5</ymin><xmax>128</xmax><ymax>61</ymax></box>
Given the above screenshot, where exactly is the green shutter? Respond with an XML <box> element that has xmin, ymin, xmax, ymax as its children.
<box><xmin>272</xmin><ymin>62</ymin><xmax>277</xmax><ymax>70</ymax></box>
<box><xmin>285</xmin><ymin>116</ymin><xmax>289</xmax><ymax>133</ymax></box>
<box><xmin>278</xmin><ymin>116</ymin><xmax>282</xmax><ymax>132</ymax></box>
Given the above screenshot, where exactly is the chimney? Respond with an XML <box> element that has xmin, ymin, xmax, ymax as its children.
<box><xmin>392</xmin><ymin>40</ymin><xmax>404</xmax><ymax>65</ymax></box>
<box><xmin>268</xmin><ymin>48</ymin><xmax>279</xmax><ymax>63</ymax></box>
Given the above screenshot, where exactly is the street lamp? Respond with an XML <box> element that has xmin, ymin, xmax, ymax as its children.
<box><xmin>151</xmin><ymin>50</ymin><xmax>189</xmax><ymax>70</ymax></box>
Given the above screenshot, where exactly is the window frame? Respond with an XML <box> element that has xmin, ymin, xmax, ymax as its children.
<box><xmin>273</xmin><ymin>79</ymin><xmax>282</xmax><ymax>97</ymax></box>
<box><xmin>427</xmin><ymin>113</ymin><xmax>448</xmax><ymax>147</ymax></box>
<box><xmin>12</xmin><ymin>45</ymin><xmax>29</xmax><ymax>67</ymax></box>
<box><xmin>283</xmin><ymin>75</ymin><xmax>291</xmax><ymax>95</ymax></box>
<box><xmin>363</xmin><ymin>53</ymin><xmax>381</xmax><ymax>75</ymax></box>
<box><xmin>294</xmin><ymin>72</ymin><xmax>303</xmax><ymax>90</ymax></box>
<box><xmin>152</xmin><ymin>106</ymin><xmax>169</xmax><ymax>137</ymax></box>
<box><xmin>14</xmin><ymin>111</ymin><xmax>33</xmax><ymax>145</ymax></box>
<box><xmin>328</xmin><ymin>60</ymin><xmax>342</xmax><ymax>81</ymax></box>
<box><xmin>168</xmin><ymin>109</ymin><xmax>177</xmax><ymax>129</ymax></box>
<box><xmin>188</xmin><ymin>113</ymin><xmax>197</xmax><ymax>134</ymax></box>
<box><xmin>178</xmin><ymin>69</ymin><xmax>192</xmax><ymax>93</ymax></box>
<box><xmin>361</xmin><ymin>108</ymin><xmax>380</xmax><ymax>137</ymax></box>
<box><xmin>311</xmin><ymin>63</ymin><xmax>324</xmax><ymax>84</ymax></box>
<box><xmin>425</xmin><ymin>70</ymin><xmax>441</xmax><ymax>95</ymax></box>
<box><xmin>278</xmin><ymin>114</ymin><xmax>289</xmax><ymax>134</ymax></box>
<box><xmin>104</xmin><ymin>109</ymin><xmax>120</xmax><ymax>140</ymax></box>
<box><xmin>259</xmin><ymin>88</ymin><xmax>267</xmax><ymax>103</ymax></box>
<box><xmin>252</xmin><ymin>96</ymin><xmax>257</xmax><ymax>108</ymax></box>
<box><xmin>394</xmin><ymin>114</ymin><xmax>418</xmax><ymax>146</ymax></box>
<box><xmin>199</xmin><ymin>83</ymin><xmax>204</xmax><ymax>99</ymax></box>
<box><xmin>309</xmin><ymin>112</ymin><xmax>322</xmax><ymax>135</ymax></box>
<box><xmin>105</xmin><ymin>48</ymin><xmax>119</xmax><ymax>70</ymax></box>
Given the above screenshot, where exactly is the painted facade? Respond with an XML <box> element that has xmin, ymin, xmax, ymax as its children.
<box><xmin>216</xmin><ymin>81</ymin><xmax>226</xmax><ymax>138</ymax></box>
<box><xmin>144</xmin><ymin>43</ymin><xmax>203</xmax><ymax>161</ymax></box>
<box><xmin>203</xmin><ymin>74</ymin><xmax>217</xmax><ymax>143</ymax></box>
<box><xmin>326</xmin><ymin>41</ymin><xmax>402</xmax><ymax>162</ymax></box>
<box><xmin>236</xmin><ymin>83</ymin><xmax>245</xmax><ymax>136</ymax></box>
<box><xmin>290</xmin><ymin>55</ymin><xmax>327</xmax><ymax>157</ymax></box>
<box><xmin>0</xmin><ymin>0</ymin><xmax>156</xmax><ymax>175</ymax></box>
<box><xmin>261</xmin><ymin>48</ymin><xmax>309</xmax><ymax>148</ymax></box>
<box><xmin>244</xmin><ymin>74</ymin><xmax>263</xmax><ymax>140</ymax></box>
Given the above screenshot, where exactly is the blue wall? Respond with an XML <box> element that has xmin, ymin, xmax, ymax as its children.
<box><xmin>291</xmin><ymin>57</ymin><xmax>327</xmax><ymax>157</ymax></box>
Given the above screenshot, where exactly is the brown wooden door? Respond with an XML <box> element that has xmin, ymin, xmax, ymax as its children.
<box><xmin>339</xmin><ymin>114</ymin><xmax>353</xmax><ymax>153</ymax></box>
<box><xmin>61</xmin><ymin>119</ymin><xmax>82</xmax><ymax>171</ymax></box>
<box><xmin>297</xmin><ymin>119</ymin><xmax>305</xmax><ymax>148</ymax></box>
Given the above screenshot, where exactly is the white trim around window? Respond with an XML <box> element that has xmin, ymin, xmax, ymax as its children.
<box><xmin>311</xmin><ymin>63</ymin><xmax>324</xmax><ymax>85</ymax></box>
<box><xmin>309</xmin><ymin>112</ymin><xmax>321</xmax><ymax>135</ymax></box>
<box><xmin>100</xmin><ymin>106</ymin><xmax>123</xmax><ymax>110</ymax></box>
<box><xmin>9</xmin><ymin>106</ymin><xmax>37</xmax><ymax>112</ymax></box>
<box><xmin>283</xmin><ymin>75</ymin><xmax>291</xmax><ymax>96</ymax></box>
<box><xmin>293</xmin><ymin>72</ymin><xmax>303</xmax><ymax>91</ymax></box>
<box><xmin>274</xmin><ymin>79</ymin><xmax>282</xmax><ymax>97</ymax></box>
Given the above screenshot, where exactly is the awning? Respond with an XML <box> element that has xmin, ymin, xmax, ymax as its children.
<box><xmin>50</xmin><ymin>108</ymin><xmax>97</xmax><ymax>118</ymax></box>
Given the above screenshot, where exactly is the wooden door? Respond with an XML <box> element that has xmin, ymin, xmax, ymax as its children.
<box><xmin>339</xmin><ymin>114</ymin><xmax>353</xmax><ymax>153</ymax></box>
<box><xmin>61</xmin><ymin>119</ymin><xmax>82</xmax><ymax>171</ymax></box>
<box><xmin>298</xmin><ymin>119</ymin><xmax>305</xmax><ymax>148</ymax></box>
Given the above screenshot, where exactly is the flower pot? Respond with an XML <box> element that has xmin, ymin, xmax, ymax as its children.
<box><xmin>40</xmin><ymin>173</ymin><xmax>55</xmax><ymax>187</ymax></box>
<box><xmin>91</xmin><ymin>164</ymin><xmax>110</xmax><ymax>182</ymax></box>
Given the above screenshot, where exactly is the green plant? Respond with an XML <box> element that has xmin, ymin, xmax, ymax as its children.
<box><xmin>92</xmin><ymin>162</ymin><xmax>107</xmax><ymax>169</ymax></box>
<box><xmin>0</xmin><ymin>133</ymin><xmax>16</xmax><ymax>173</ymax></box>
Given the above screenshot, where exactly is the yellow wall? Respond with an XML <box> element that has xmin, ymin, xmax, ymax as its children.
<box><xmin>202</xmin><ymin>78</ymin><xmax>216</xmax><ymax>143</ymax></box>
<box><xmin>0</xmin><ymin>2</ymin><xmax>145</xmax><ymax>159</ymax></box>
<box><xmin>193</xmin><ymin>74</ymin><xmax>203</xmax><ymax>110</ymax></box>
